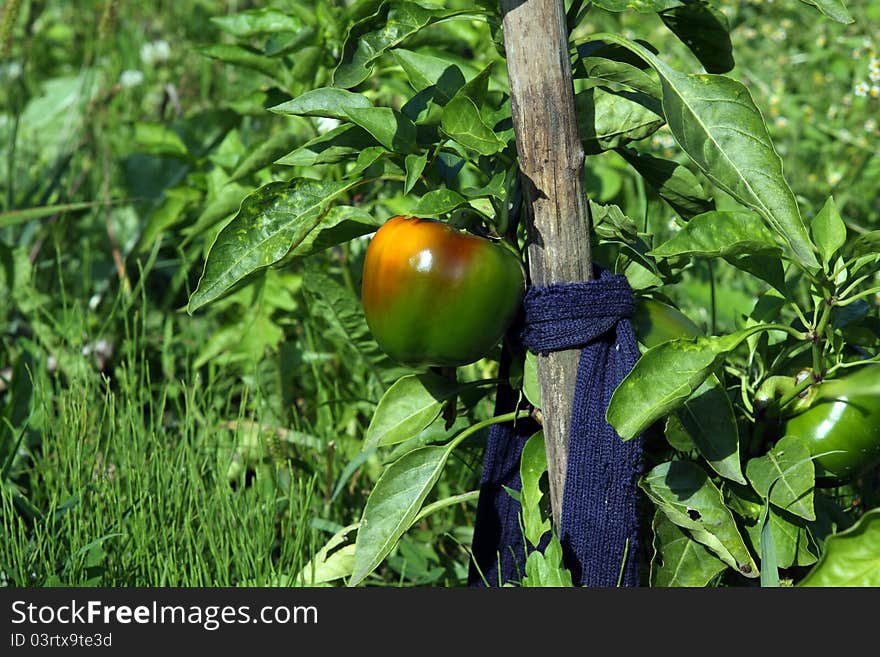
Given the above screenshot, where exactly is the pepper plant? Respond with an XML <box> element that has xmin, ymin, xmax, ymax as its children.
<box><xmin>185</xmin><ymin>0</ymin><xmax>880</xmax><ymax>586</ymax></box>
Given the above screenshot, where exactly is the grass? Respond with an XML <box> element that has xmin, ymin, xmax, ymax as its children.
<box><xmin>1</xmin><ymin>280</ymin><xmax>322</xmax><ymax>587</ymax></box>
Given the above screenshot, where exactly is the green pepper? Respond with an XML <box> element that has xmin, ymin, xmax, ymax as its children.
<box><xmin>361</xmin><ymin>215</ymin><xmax>526</xmax><ymax>368</ymax></box>
<box><xmin>783</xmin><ymin>366</ymin><xmax>880</xmax><ymax>485</ymax></box>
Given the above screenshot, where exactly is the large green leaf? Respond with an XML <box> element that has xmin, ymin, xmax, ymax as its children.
<box><xmin>392</xmin><ymin>49</ymin><xmax>465</xmax><ymax>100</ymax></box>
<box><xmin>649</xmin><ymin>211</ymin><xmax>782</xmax><ymax>259</ymax></box>
<box><xmin>577</xmin><ymin>87</ymin><xmax>664</xmax><ymax>154</ymax></box>
<box><xmin>211</xmin><ymin>8</ymin><xmax>305</xmax><ymax>37</ymax></box>
<box><xmin>659</xmin><ymin>2</ymin><xmax>734</xmax><ymax>74</ymax></box>
<box><xmin>281</xmin><ymin>205</ymin><xmax>380</xmax><ymax>260</ymax></box>
<box><xmin>592</xmin><ymin>0</ymin><xmax>684</xmax><ymax>11</ymax></box>
<box><xmin>674</xmin><ymin>376</ymin><xmax>745</xmax><ymax>484</ymax></box>
<box><xmin>587</xmin><ymin>35</ymin><xmax>819</xmax><ymax>271</ymax></box>
<box><xmin>615</xmin><ymin>148</ymin><xmax>713</xmax><ymax>219</ymax></box>
<box><xmin>520</xmin><ymin>431</ymin><xmax>551</xmax><ymax>548</ymax></box>
<box><xmin>798</xmin><ymin>0</ymin><xmax>854</xmax><ymax>24</ymax></box>
<box><xmin>333</xmin><ymin>1</ymin><xmax>463</xmax><ymax>89</ymax></box>
<box><xmin>199</xmin><ymin>44</ymin><xmax>286</xmax><ymax>82</ymax></box>
<box><xmin>270</xmin><ymin>88</ymin><xmax>373</xmax><ymax>120</ymax></box>
<box><xmin>745</xmin><ymin>435</ymin><xmax>816</xmax><ymax>521</ymax></box>
<box><xmin>440</xmin><ymin>96</ymin><xmax>506</xmax><ymax>156</ymax></box>
<box><xmin>413</xmin><ymin>189</ymin><xmax>469</xmax><ymax>216</ymax></box>
<box><xmin>607</xmin><ymin>326</ymin><xmax>770</xmax><ymax>440</ymax></box>
<box><xmin>800</xmin><ymin>509</ymin><xmax>880</xmax><ymax>586</ymax></box>
<box><xmin>810</xmin><ymin>196</ymin><xmax>847</xmax><ymax>267</ymax></box>
<box><xmin>188</xmin><ymin>179</ymin><xmax>358</xmax><ymax>312</ymax></box>
<box><xmin>276</xmin><ymin>124</ymin><xmax>378</xmax><ymax>167</ymax></box>
<box><xmin>344</xmin><ymin>107</ymin><xmax>419</xmax><ymax>154</ymax></box>
<box><xmin>641</xmin><ymin>461</ymin><xmax>759</xmax><ymax>577</ymax></box>
<box><xmin>349</xmin><ymin>445</ymin><xmax>451</xmax><ymax>586</ymax></box>
<box><xmin>364</xmin><ymin>373</ymin><xmax>466</xmax><ymax>448</ymax></box>
<box><xmin>650</xmin><ymin>510</ymin><xmax>726</xmax><ymax>587</ymax></box>
<box><xmin>576</xmin><ymin>57</ymin><xmax>661</xmax><ymax>98</ymax></box>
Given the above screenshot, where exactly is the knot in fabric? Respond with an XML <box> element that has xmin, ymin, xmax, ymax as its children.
<box><xmin>469</xmin><ymin>266</ymin><xmax>644</xmax><ymax>588</ymax></box>
<box><xmin>519</xmin><ymin>270</ymin><xmax>635</xmax><ymax>355</ymax></box>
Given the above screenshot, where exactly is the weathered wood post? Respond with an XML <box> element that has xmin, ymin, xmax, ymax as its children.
<box><xmin>500</xmin><ymin>0</ymin><xmax>593</xmax><ymax>527</ymax></box>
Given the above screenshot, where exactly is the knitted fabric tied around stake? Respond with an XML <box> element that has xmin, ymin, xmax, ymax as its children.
<box><xmin>469</xmin><ymin>268</ymin><xmax>644</xmax><ymax>587</ymax></box>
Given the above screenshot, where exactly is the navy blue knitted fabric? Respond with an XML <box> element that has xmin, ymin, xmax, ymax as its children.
<box><xmin>469</xmin><ymin>268</ymin><xmax>644</xmax><ymax>587</ymax></box>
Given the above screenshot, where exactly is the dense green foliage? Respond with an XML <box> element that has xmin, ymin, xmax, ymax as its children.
<box><xmin>2</xmin><ymin>0</ymin><xmax>879</xmax><ymax>587</ymax></box>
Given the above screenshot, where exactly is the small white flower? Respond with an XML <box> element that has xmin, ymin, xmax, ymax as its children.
<box><xmin>140</xmin><ymin>40</ymin><xmax>171</xmax><ymax>66</ymax></box>
<box><xmin>855</xmin><ymin>82</ymin><xmax>870</xmax><ymax>97</ymax></box>
<box><xmin>864</xmin><ymin>118</ymin><xmax>878</xmax><ymax>133</ymax></box>
<box><xmin>88</xmin><ymin>293</ymin><xmax>102</xmax><ymax>310</ymax></box>
<box><xmin>870</xmin><ymin>85</ymin><xmax>880</xmax><ymax>98</ymax></box>
<box><xmin>119</xmin><ymin>69</ymin><xmax>144</xmax><ymax>89</ymax></box>
<box><xmin>774</xmin><ymin>116</ymin><xmax>788</xmax><ymax>129</ymax></box>
<box><xmin>870</xmin><ymin>69</ymin><xmax>880</xmax><ymax>83</ymax></box>
<box><xmin>316</xmin><ymin>117</ymin><xmax>340</xmax><ymax>133</ymax></box>
<box><xmin>1</xmin><ymin>61</ymin><xmax>22</xmax><ymax>80</ymax></box>
<box><xmin>827</xmin><ymin>170</ymin><xmax>843</xmax><ymax>186</ymax></box>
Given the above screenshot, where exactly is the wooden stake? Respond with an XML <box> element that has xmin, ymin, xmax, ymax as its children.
<box><xmin>500</xmin><ymin>0</ymin><xmax>593</xmax><ymax>528</ymax></box>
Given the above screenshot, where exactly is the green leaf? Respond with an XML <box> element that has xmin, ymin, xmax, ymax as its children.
<box><xmin>413</xmin><ymin>189</ymin><xmax>469</xmax><ymax>216</ymax></box>
<box><xmin>607</xmin><ymin>326</ymin><xmax>770</xmax><ymax>440</ymax></box>
<box><xmin>520</xmin><ymin>431</ymin><xmax>551</xmax><ymax>548</ymax></box>
<box><xmin>295</xmin><ymin>523</ymin><xmax>358</xmax><ymax>585</ymax></box>
<box><xmin>523</xmin><ymin>351</ymin><xmax>541</xmax><ymax>409</ymax></box>
<box><xmin>800</xmin><ymin>509</ymin><xmax>880</xmax><ymax>586</ymax></box>
<box><xmin>0</xmin><ymin>201</ymin><xmax>121</xmax><ymax>229</ymax></box>
<box><xmin>282</xmin><ymin>205</ymin><xmax>380</xmax><ymax>259</ymax></box>
<box><xmin>404</xmin><ymin>153</ymin><xmax>428</xmax><ymax>195</ymax></box>
<box><xmin>577</xmin><ymin>87</ymin><xmax>664</xmax><ymax>154</ymax></box>
<box><xmin>211</xmin><ymin>8</ymin><xmax>305</xmax><ymax>37</ymax></box>
<box><xmin>811</xmin><ymin>196</ymin><xmax>847</xmax><ymax>267</ymax></box>
<box><xmin>615</xmin><ymin>148</ymin><xmax>713</xmax><ymax>219</ymax></box>
<box><xmin>229</xmin><ymin>130</ymin><xmax>305</xmax><ymax>182</ymax></box>
<box><xmin>187</xmin><ymin>178</ymin><xmax>357</xmax><ymax>312</ymax></box>
<box><xmin>641</xmin><ymin>461</ymin><xmax>759</xmax><ymax>577</ymax></box>
<box><xmin>576</xmin><ymin>56</ymin><xmax>661</xmax><ymax>98</ymax></box>
<box><xmin>659</xmin><ymin>2</ymin><xmax>734</xmax><ymax>74</ymax></box>
<box><xmin>333</xmin><ymin>2</ymin><xmax>459</xmax><ymax>89</ymax></box>
<box><xmin>199</xmin><ymin>44</ymin><xmax>286</xmax><ymax>82</ymax></box>
<box><xmin>349</xmin><ymin>146</ymin><xmax>389</xmax><ymax>177</ymax></box>
<box><xmin>364</xmin><ymin>372</ymin><xmax>466</xmax><ymax>448</ymax></box>
<box><xmin>392</xmin><ymin>49</ymin><xmax>465</xmax><ymax>100</ymax></box>
<box><xmin>591</xmin><ymin>201</ymin><xmax>638</xmax><ymax>242</ymax></box>
<box><xmin>798</xmin><ymin>0</ymin><xmax>854</xmax><ymax>24</ymax></box>
<box><xmin>649</xmin><ymin>211</ymin><xmax>782</xmax><ymax>259</ymax></box>
<box><xmin>675</xmin><ymin>376</ymin><xmax>745</xmax><ymax>484</ymax></box>
<box><xmin>133</xmin><ymin>123</ymin><xmax>190</xmax><ymax>159</ymax></box>
<box><xmin>276</xmin><ymin>123</ymin><xmax>377</xmax><ymax>167</ymax></box>
<box><xmin>349</xmin><ymin>444</ymin><xmax>451</xmax><ymax>586</ymax></box>
<box><xmin>592</xmin><ymin>0</ymin><xmax>684</xmax><ymax>11</ymax></box>
<box><xmin>745</xmin><ymin>435</ymin><xmax>816</xmax><ymax>521</ymax></box>
<box><xmin>270</xmin><ymin>88</ymin><xmax>373</xmax><ymax>120</ymax></box>
<box><xmin>650</xmin><ymin>510</ymin><xmax>726</xmax><ymax>587</ymax></box>
<box><xmin>440</xmin><ymin>96</ymin><xmax>506</xmax><ymax>155</ymax></box>
<box><xmin>303</xmin><ymin>267</ymin><xmax>412</xmax><ymax>388</ymax></box>
<box><xmin>758</xmin><ymin>495</ymin><xmax>780</xmax><ymax>588</ymax></box>
<box><xmin>735</xmin><ymin>498</ymin><xmax>819</xmax><ymax>570</ymax></box>
<box><xmin>344</xmin><ymin>107</ymin><xmax>419</xmax><ymax>154</ymax></box>
<box><xmin>521</xmin><ymin>537</ymin><xmax>574</xmax><ymax>587</ymax></box>
<box><xmin>589</xmin><ymin>35</ymin><xmax>819</xmax><ymax>271</ymax></box>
